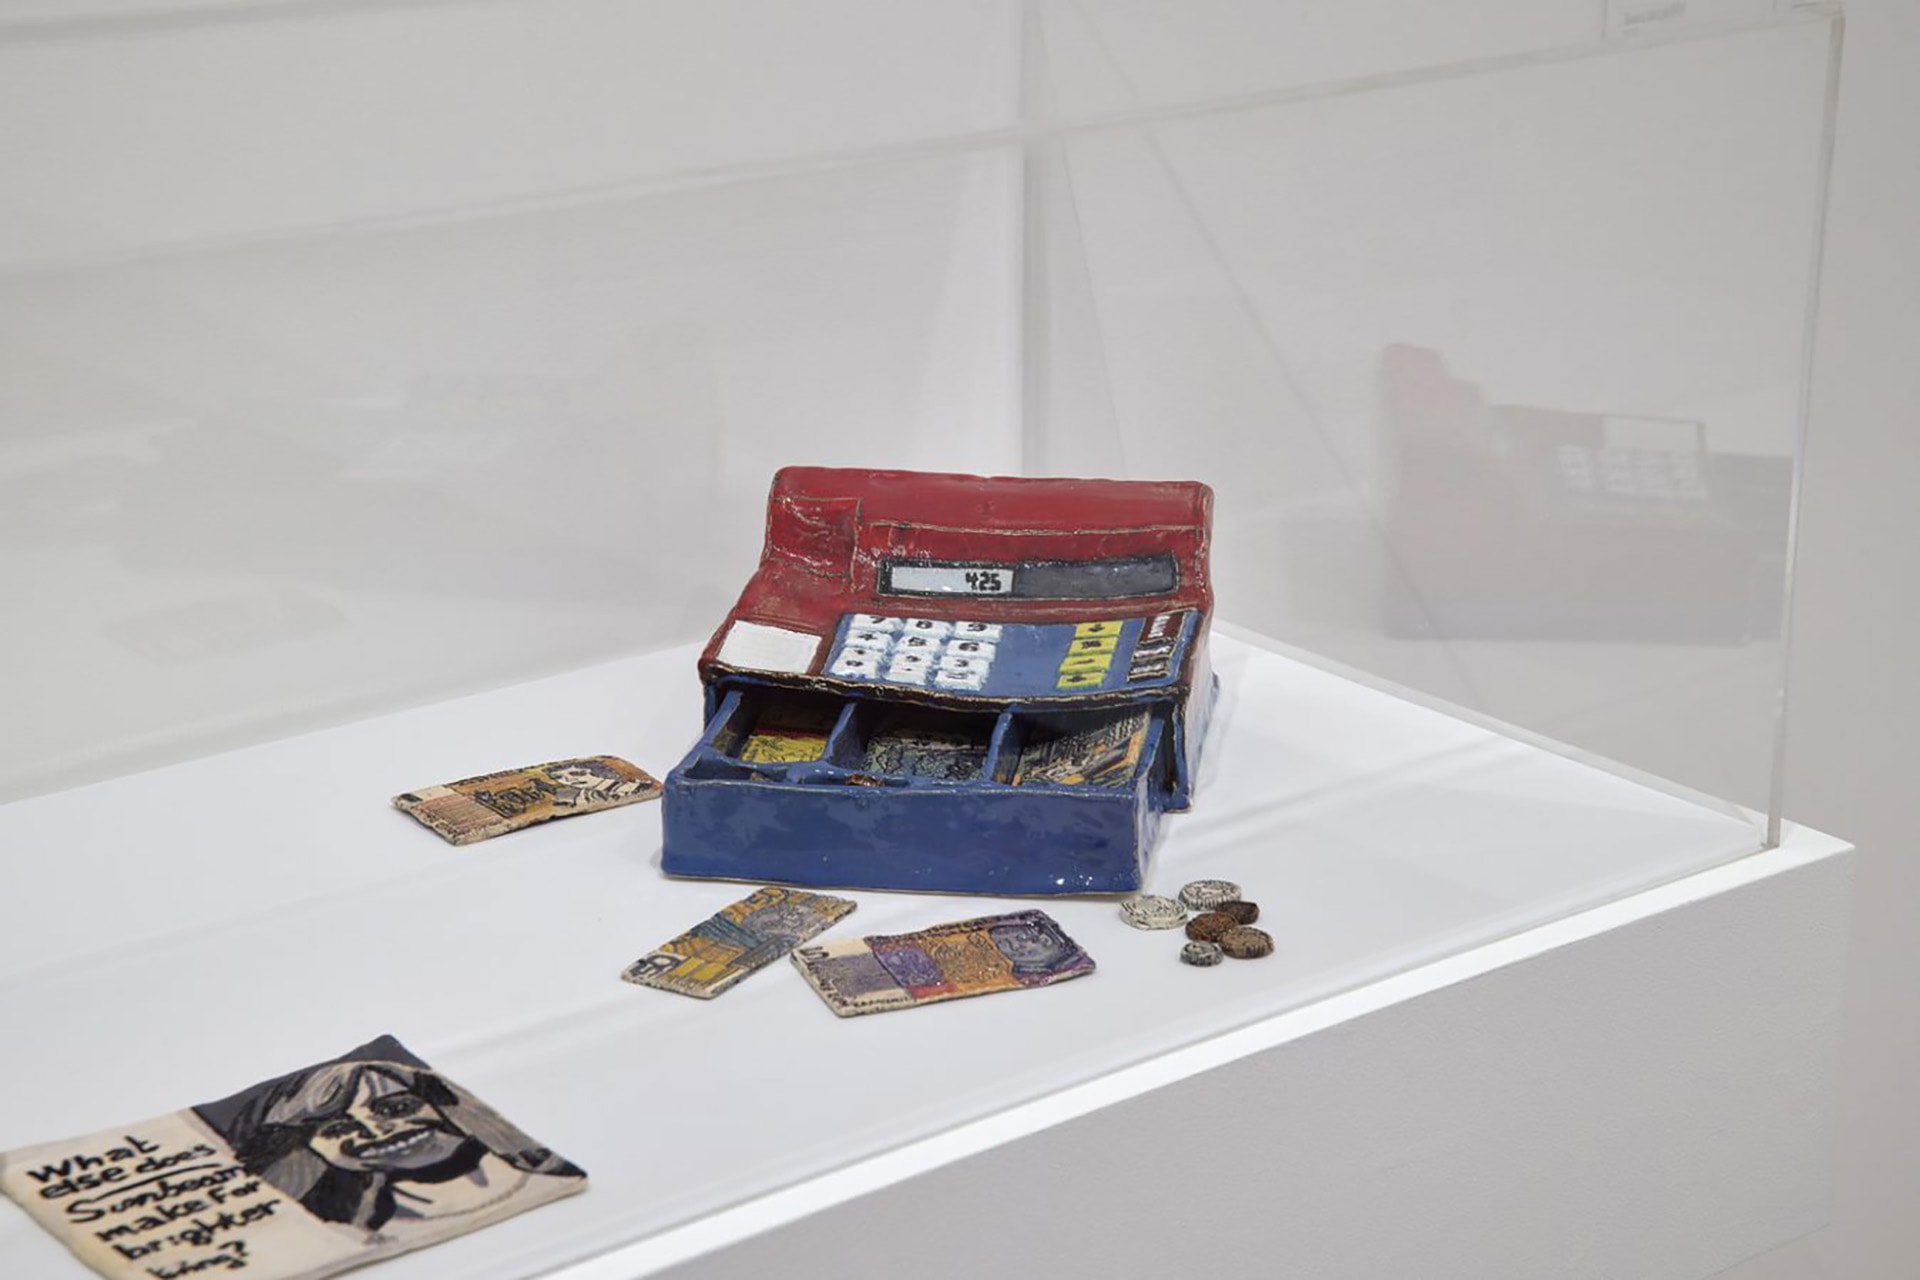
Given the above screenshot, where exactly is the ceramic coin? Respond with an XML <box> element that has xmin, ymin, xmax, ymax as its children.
<box><xmin>1178</xmin><ymin>879</ymin><xmax>1241</xmax><ymax>912</ymax></box>
<box><xmin>1216</xmin><ymin>900</ymin><xmax>1259</xmax><ymax>925</ymax></box>
<box><xmin>1119</xmin><ymin>894</ymin><xmax>1189</xmax><ymax>931</ymax></box>
<box><xmin>1219</xmin><ymin>926</ymin><xmax>1274</xmax><ymax>959</ymax></box>
<box><xmin>1185</xmin><ymin>911</ymin><xmax>1237</xmax><ymax>943</ymax></box>
<box><xmin>1180</xmin><ymin>940</ymin><xmax>1225</xmax><ymax>967</ymax></box>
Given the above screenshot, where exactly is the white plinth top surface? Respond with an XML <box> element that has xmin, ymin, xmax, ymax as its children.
<box><xmin>0</xmin><ymin>634</ymin><xmax>1766</xmax><ymax>1279</ymax></box>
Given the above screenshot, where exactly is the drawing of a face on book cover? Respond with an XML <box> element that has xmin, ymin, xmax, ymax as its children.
<box><xmin>0</xmin><ymin>1036</ymin><xmax>585</xmax><ymax>1280</ymax></box>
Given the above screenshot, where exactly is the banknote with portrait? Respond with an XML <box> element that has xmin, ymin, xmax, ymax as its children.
<box><xmin>790</xmin><ymin>909</ymin><xmax>1095</xmax><ymax>1017</ymax></box>
<box><xmin>0</xmin><ymin>1035</ymin><xmax>585</xmax><ymax>1280</ymax></box>
<box><xmin>622</xmin><ymin>886</ymin><xmax>858</xmax><ymax>999</ymax></box>
<box><xmin>393</xmin><ymin>755</ymin><xmax>660</xmax><ymax>845</ymax></box>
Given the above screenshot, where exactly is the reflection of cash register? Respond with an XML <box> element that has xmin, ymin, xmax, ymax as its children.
<box><xmin>1379</xmin><ymin>345</ymin><xmax>1782</xmax><ymax>642</ymax></box>
<box><xmin>661</xmin><ymin>467</ymin><xmax>1217</xmax><ymax>895</ymax></box>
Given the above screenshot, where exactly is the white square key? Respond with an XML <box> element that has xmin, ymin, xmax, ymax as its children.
<box><xmin>934</xmin><ymin>668</ymin><xmax>987</xmax><ymax>691</ymax></box>
<box><xmin>938</xmin><ymin>654</ymin><xmax>990</xmax><ymax>677</ymax></box>
<box><xmin>845</xmin><ymin>628</ymin><xmax>895</xmax><ymax>651</ymax></box>
<box><xmin>850</xmin><ymin>614</ymin><xmax>904</xmax><ymax>632</ymax></box>
<box><xmin>896</xmin><ymin>633</ymin><xmax>944</xmax><ymax>654</ymax></box>
<box><xmin>831</xmin><ymin>650</ymin><xmax>883</xmax><ymax>679</ymax></box>
<box><xmin>945</xmin><ymin>638</ymin><xmax>997</xmax><ymax>660</ymax></box>
<box><xmin>902</xmin><ymin>618</ymin><xmax>954</xmax><ymax>640</ymax></box>
<box><xmin>951</xmin><ymin>621</ymin><xmax>1002</xmax><ymax>641</ymax></box>
<box><xmin>885</xmin><ymin>657</ymin><xmax>931</xmax><ymax>685</ymax></box>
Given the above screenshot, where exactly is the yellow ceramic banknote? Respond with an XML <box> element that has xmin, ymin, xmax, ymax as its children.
<box><xmin>736</xmin><ymin>706</ymin><xmax>836</xmax><ymax>765</ymax></box>
<box><xmin>622</xmin><ymin>886</ymin><xmax>858</xmax><ymax>999</ymax></box>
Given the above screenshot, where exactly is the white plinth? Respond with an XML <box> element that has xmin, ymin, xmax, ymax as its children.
<box><xmin>637</xmin><ymin>831</ymin><xmax>1851</xmax><ymax>1280</ymax></box>
<box><xmin>0</xmin><ymin>635</ymin><xmax>1851</xmax><ymax>1280</ymax></box>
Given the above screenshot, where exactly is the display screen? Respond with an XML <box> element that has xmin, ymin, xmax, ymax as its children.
<box><xmin>880</xmin><ymin>554</ymin><xmax>1177</xmax><ymax>600</ymax></box>
<box><xmin>886</xmin><ymin>564</ymin><xmax>1015</xmax><ymax>595</ymax></box>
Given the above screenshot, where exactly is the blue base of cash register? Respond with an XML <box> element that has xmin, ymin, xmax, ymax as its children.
<box><xmin>661</xmin><ymin>672</ymin><xmax>1216</xmax><ymax>897</ymax></box>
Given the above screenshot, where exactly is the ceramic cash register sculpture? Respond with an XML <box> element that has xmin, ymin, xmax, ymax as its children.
<box><xmin>661</xmin><ymin>467</ymin><xmax>1217</xmax><ymax>895</ymax></box>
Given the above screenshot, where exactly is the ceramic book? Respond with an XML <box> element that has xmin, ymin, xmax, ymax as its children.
<box><xmin>0</xmin><ymin>1036</ymin><xmax>584</xmax><ymax>1280</ymax></box>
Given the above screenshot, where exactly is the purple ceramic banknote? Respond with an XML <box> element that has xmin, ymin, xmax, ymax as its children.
<box><xmin>790</xmin><ymin>909</ymin><xmax>1095</xmax><ymax>1017</ymax></box>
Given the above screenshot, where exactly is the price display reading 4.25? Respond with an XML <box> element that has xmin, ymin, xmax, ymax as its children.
<box><xmin>888</xmin><ymin>564</ymin><xmax>1017</xmax><ymax>596</ymax></box>
<box><xmin>963</xmin><ymin>569</ymin><xmax>1006</xmax><ymax>593</ymax></box>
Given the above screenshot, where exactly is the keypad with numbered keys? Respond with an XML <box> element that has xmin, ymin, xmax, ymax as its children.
<box><xmin>831</xmin><ymin>616</ymin><xmax>1002</xmax><ymax>690</ymax></box>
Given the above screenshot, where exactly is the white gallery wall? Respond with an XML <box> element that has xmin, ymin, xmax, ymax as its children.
<box><xmin>1749</xmin><ymin>0</ymin><xmax>1920</xmax><ymax>1275</ymax></box>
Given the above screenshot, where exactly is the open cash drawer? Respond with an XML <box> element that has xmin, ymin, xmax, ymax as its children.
<box><xmin>661</xmin><ymin>467</ymin><xmax>1217</xmax><ymax>895</ymax></box>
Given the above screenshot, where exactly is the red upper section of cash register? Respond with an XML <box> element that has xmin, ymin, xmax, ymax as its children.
<box><xmin>697</xmin><ymin>467</ymin><xmax>1214</xmax><ymax>693</ymax></box>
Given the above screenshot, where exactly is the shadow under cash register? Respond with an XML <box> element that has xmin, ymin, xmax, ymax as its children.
<box><xmin>1377</xmin><ymin>345</ymin><xmax>1791</xmax><ymax>645</ymax></box>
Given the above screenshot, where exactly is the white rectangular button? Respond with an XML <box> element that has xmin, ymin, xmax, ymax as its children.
<box><xmin>831</xmin><ymin>651</ymin><xmax>883</xmax><ymax>679</ymax></box>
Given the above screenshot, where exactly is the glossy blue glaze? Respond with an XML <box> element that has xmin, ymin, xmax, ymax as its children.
<box><xmin>661</xmin><ymin>768</ymin><xmax>1165</xmax><ymax>895</ymax></box>
<box><xmin>660</xmin><ymin>672</ymin><xmax>1218</xmax><ymax>896</ymax></box>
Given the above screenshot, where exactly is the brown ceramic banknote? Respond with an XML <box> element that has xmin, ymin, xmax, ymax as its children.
<box><xmin>1012</xmin><ymin>710</ymin><xmax>1150</xmax><ymax>786</ymax></box>
<box><xmin>0</xmin><ymin>1035</ymin><xmax>585</xmax><ymax>1280</ymax></box>
<box><xmin>621</xmin><ymin>886</ymin><xmax>857</xmax><ymax>999</ymax></box>
<box><xmin>790</xmin><ymin>909</ymin><xmax>1095</xmax><ymax>1017</ymax></box>
<box><xmin>393</xmin><ymin>756</ymin><xmax>660</xmax><ymax>845</ymax></box>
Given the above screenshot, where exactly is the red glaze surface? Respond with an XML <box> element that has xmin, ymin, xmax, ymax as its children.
<box><xmin>699</xmin><ymin>467</ymin><xmax>1215</xmax><ymax>698</ymax></box>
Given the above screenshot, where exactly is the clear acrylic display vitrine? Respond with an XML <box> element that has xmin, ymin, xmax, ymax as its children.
<box><xmin>0</xmin><ymin>2</ymin><xmax>1843</xmax><ymax>1277</ymax></box>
